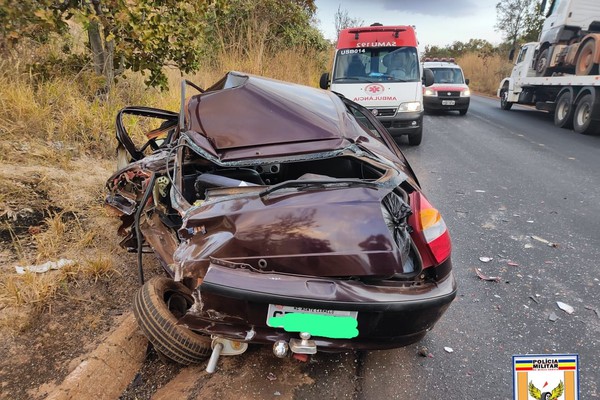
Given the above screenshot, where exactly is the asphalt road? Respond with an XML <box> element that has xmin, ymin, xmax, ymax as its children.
<box><xmin>296</xmin><ymin>95</ymin><xmax>600</xmax><ymax>400</ymax></box>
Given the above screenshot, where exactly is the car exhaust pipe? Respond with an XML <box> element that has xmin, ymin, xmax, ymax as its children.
<box><xmin>205</xmin><ymin>337</ymin><xmax>248</xmax><ymax>373</ymax></box>
<box><xmin>205</xmin><ymin>342</ymin><xmax>223</xmax><ymax>373</ymax></box>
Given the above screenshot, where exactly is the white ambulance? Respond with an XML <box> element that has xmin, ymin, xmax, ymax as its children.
<box><xmin>320</xmin><ymin>23</ymin><xmax>434</xmax><ymax>145</ymax></box>
<box><xmin>421</xmin><ymin>58</ymin><xmax>470</xmax><ymax>115</ymax></box>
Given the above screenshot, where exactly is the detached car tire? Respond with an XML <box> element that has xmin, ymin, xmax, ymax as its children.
<box><xmin>133</xmin><ymin>276</ymin><xmax>212</xmax><ymax>364</ymax></box>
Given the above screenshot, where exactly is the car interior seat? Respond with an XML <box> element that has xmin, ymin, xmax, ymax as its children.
<box><xmin>347</xmin><ymin>57</ymin><xmax>366</xmax><ymax>76</ymax></box>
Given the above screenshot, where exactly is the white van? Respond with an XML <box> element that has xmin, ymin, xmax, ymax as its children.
<box><xmin>421</xmin><ymin>59</ymin><xmax>470</xmax><ymax>115</ymax></box>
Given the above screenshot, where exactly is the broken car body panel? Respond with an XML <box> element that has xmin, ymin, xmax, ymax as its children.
<box><xmin>106</xmin><ymin>71</ymin><xmax>456</xmax><ymax>354</ymax></box>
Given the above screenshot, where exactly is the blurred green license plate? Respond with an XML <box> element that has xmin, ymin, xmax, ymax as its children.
<box><xmin>266</xmin><ymin>305</ymin><xmax>358</xmax><ymax>339</ymax></box>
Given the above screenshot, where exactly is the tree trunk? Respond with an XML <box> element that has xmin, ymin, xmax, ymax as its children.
<box><xmin>88</xmin><ymin>21</ymin><xmax>105</xmax><ymax>75</ymax></box>
<box><xmin>90</xmin><ymin>0</ymin><xmax>115</xmax><ymax>93</ymax></box>
<box><xmin>103</xmin><ymin>38</ymin><xmax>115</xmax><ymax>91</ymax></box>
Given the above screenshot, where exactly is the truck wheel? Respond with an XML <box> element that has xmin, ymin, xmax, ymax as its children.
<box><xmin>133</xmin><ymin>276</ymin><xmax>212</xmax><ymax>365</ymax></box>
<box><xmin>459</xmin><ymin>108</ymin><xmax>468</xmax><ymax>116</ymax></box>
<box><xmin>554</xmin><ymin>91</ymin><xmax>574</xmax><ymax>129</ymax></box>
<box><xmin>573</xmin><ymin>94</ymin><xmax>600</xmax><ymax>135</ymax></box>
<box><xmin>500</xmin><ymin>88</ymin><xmax>513</xmax><ymax>110</ymax></box>
<box><xmin>535</xmin><ymin>48</ymin><xmax>551</xmax><ymax>77</ymax></box>
<box><xmin>575</xmin><ymin>40</ymin><xmax>599</xmax><ymax>76</ymax></box>
<box><xmin>408</xmin><ymin>128</ymin><xmax>422</xmax><ymax>146</ymax></box>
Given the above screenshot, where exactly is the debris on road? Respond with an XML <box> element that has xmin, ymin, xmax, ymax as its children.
<box><xmin>524</xmin><ymin>244</ymin><xmax>533</xmax><ymax>249</ymax></box>
<box><xmin>479</xmin><ymin>256</ymin><xmax>493</xmax><ymax>263</ymax></box>
<box><xmin>549</xmin><ymin>312</ymin><xmax>559</xmax><ymax>322</ymax></box>
<box><xmin>474</xmin><ymin>268</ymin><xmax>501</xmax><ymax>282</ymax></box>
<box><xmin>267</xmin><ymin>372</ymin><xmax>277</xmax><ymax>381</ymax></box>
<box><xmin>556</xmin><ymin>301</ymin><xmax>575</xmax><ymax>314</ymax></box>
<box><xmin>528</xmin><ymin>295</ymin><xmax>539</xmax><ymax>304</ymax></box>
<box><xmin>417</xmin><ymin>346</ymin><xmax>431</xmax><ymax>358</ymax></box>
<box><xmin>584</xmin><ymin>305</ymin><xmax>599</xmax><ymax>318</ymax></box>
<box><xmin>507</xmin><ymin>261</ymin><xmax>519</xmax><ymax>267</ymax></box>
<box><xmin>531</xmin><ymin>235</ymin><xmax>558</xmax><ymax>248</ymax></box>
<box><xmin>15</xmin><ymin>258</ymin><xmax>76</xmax><ymax>274</ymax></box>
<box><xmin>444</xmin><ymin>347</ymin><xmax>454</xmax><ymax>353</ymax></box>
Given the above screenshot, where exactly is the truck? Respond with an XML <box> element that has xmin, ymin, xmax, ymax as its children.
<box><xmin>319</xmin><ymin>23</ymin><xmax>434</xmax><ymax>145</ymax></box>
<box><xmin>497</xmin><ymin>0</ymin><xmax>600</xmax><ymax>135</ymax></box>
<box><xmin>533</xmin><ymin>0</ymin><xmax>600</xmax><ymax>77</ymax></box>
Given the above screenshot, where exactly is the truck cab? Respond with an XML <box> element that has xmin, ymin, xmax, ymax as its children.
<box><xmin>498</xmin><ymin>42</ymin><xmax>539</xmax><ymax>106</ymax></box>
<box><xmin>320</xmin><ymin>24</ymin><xmax>433</xmax><ymax>146</ymax></box>
<box><xmin>535</xmin><ymin>0</ymin><xmax>600</xmax><ymax>76</ymax></box>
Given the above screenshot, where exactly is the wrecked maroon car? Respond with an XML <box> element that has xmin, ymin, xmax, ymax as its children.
<box><xmin>105</xmin><ymin>71</ymin><xmax>456</xmax><ymax>370</ymax></box>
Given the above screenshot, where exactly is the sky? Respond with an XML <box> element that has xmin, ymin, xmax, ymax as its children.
<box><xmin>314</xmin><ymin>0</ymin><xmax>505</xmax><ymax>50</ymax></box>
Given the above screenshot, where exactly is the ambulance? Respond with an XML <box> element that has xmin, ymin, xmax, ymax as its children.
<box><xmin>421</xmin><ymin>58</ymin><xmax>470</xmax><ymax>115</ymax></box>
<box><xmin>320</xmin><ymin>23</ymin><xmax>434</xmax><ymax>145</ymax></box>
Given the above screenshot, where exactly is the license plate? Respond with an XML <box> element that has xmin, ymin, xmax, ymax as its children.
<box><xmin>267</xmin><ymin>304</ymin><xmax>357</xmax><ymax>321</ymax></box>
<box><xmin>266</xmin><ymin>304</ymin><xmax>358</xmax><ymax>338</ymax></box>
<box><xmin>442</xmin><ymin>100</ymin><xmax>455</xmax><ymax>105</ymax></box>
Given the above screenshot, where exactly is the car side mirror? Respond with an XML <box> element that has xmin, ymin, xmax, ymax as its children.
<box><xmin>319</xmin><ymin>72</ymin><xmax>330</xmax><ymax>89</ymax></box>
<box><xmin>465</xmin><ymin>78</ymin><xmax>470</xmax><ymax>85</ymax></box>
<box><xmin>422</xmin><ymin>68</ymin><xmax>434</xmax><ymax>87</ymax></box>
<box><xmin>509</xmin><ymin>48</ymin><xmax>515</xmax><ymax>62</ymax></box>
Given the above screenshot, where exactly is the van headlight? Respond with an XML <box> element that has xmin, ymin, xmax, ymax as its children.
<box><xmin>461</xmin><ymin>89</ymin><xmax>471</xmax><ymax>97</ymax></box>
<box><xmin>398</xmin><ymin>101</ymin><xmax>422</xmax><ymax>112</ymax></box>
<box><xmin>423</xmin><ymin>88</ymin><xmax>436</xmax><ymax>97</ymax></box>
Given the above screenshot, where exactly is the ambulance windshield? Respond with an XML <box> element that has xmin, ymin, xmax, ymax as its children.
<box><xmin>332</xmin><ymin>47</ymin><xmax>419</xmax><ymax>83</ymax></box>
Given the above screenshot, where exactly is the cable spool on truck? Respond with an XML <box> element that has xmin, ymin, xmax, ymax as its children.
<box><xmin>497</xmin><ymin>0</ymin><xmax>600</xmax><ymax>135</ymax></box>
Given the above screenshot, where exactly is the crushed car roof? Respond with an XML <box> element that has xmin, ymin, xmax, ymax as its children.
<box><xmin>185</xmin><ymin>72</ymin><xmax>362</xmax><ymax>152</ymax></box>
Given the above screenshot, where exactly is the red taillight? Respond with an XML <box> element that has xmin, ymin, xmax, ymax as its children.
<box><xmin>411</xmin><ymin>192</ymin><xmax>451</xmax><ymax>265</ymax></box>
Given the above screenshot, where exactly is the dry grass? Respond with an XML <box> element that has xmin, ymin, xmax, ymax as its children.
<box><xmin>457</xmin><ymin>52</ymin><xmax>514</xmax><ymax>96</ymax></box>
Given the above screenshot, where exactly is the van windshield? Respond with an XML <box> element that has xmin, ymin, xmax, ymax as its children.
<box><xmin>332</xmin><ymin>47</ymin><xmax>419</xmax><ymax>83</ymax></box>
<box><xmin>431</xmin><ymin>68</ymin><xmax>465</xmax><ymax>84</ymax></box>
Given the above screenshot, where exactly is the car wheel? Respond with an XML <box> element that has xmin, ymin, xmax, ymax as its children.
<box><xmin>500</xmin><ymin>88</ymin><xmax>513</xmax><ymax>110</ymax></box>
<box><xmin>459</xmin><ymin>108</ymin><xmax>468</xmax><ymax>116</ymax></box>
<box><xmin>554</xmin><ymin>91</ymin><xmax>573</xmax><ymax>129</ymax></box>
<box><xmin>133</xmin><ymin>276</ymin><xmax>212</xmax><ymax>364</ymax></box>
<box><xmin>408</xmin><ymin>128</ymin><xmax>422</xmax><ymax>146</ymax></box>
<box><xmin>575</xmin><ymin>39</ymin><xmax>599</xmax><ymax>76</ymax></box>
<box><xmin>535</xmin><ymin>48</ymin><xmax>551</xmax><ymax>77</ymax></box>
<box><xmin>573</xmin><ymin>93</ymin><xmax>600</xmax><ymax>135</ymax></box>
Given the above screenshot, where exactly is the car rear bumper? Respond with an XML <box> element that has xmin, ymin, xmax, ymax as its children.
<box><xmin>424</xmin><ymin>97</ymin><xmax>470</xmax><ymax>111</ymax></box>
<box><xmin>178</xmin><ymin>261</ymin><xmax>456</xmax><ymax>350</ymax></box>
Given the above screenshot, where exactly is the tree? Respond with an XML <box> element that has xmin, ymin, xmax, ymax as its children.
<box><xmin>1</xmin><ymin>0</ymin><xmax>327</xmax><ymax>90</ymax></box>
<box><xmin>1</xmin><ymin>0</ymin><xmax>209</xmax><ymax>90</ymax></box>
<box><xmin>520</xmin><ymin>1</ymin><xmax>545</xmax><ymax>42</ymax></box>
<box><xmin>333</xmin><ymin>5</ymin><xmax>364</xmax><ymax>40</ymax></box>
<box><xmin>495</xmin><ymin>0</ymin><xmax>537</xmax><ymax>48</ymax></box>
